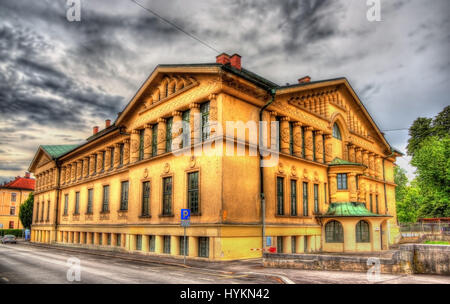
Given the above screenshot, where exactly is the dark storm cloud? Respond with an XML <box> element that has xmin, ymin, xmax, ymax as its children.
<box><xmin>0</xmin><ymin>23</ymin><xmax>124</xmax><ymax>129</ymax></box>
<box><xmin>0</xmin><ymin>0</ymin><xmax>448</xmax><ymax>181</ymax></box>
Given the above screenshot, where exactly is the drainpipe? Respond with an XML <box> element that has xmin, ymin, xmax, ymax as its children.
<box><xmin>382</xmin><ymin>149</ymin><xmax>395</xmax><ymax>247</ymax></box>
<box><xmin>258</xmin><ymin>88</ymin><xmax>276</xmax><ymax>253</ymax></box>
<box><xmin>382</xmin><ymin>150</ymin><xmax>395</xmax><ymax>214</ymax></box>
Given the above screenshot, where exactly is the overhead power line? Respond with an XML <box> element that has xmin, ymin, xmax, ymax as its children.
<box><xmin>129</xmin><ymin>0</ymin><xmax>220</xmax><ymax>54</ymax></box>
<box><xmin>381</xmin><ymin>128</ymin><xmax>409</xmax><ymax>132</ymax></box>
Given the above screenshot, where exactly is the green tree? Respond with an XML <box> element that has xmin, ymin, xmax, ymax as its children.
<box><xmin>396</xmin><ymin>181</ymin><xmax>422</xmax><ymax>223</ymax></box>
<box><xmin>19</xmin><ymin>192</ymin><xmax>34</xmax><ymax>229</ymax></box>
<box><xmin>411</xmin><ymin>135</ymin><xmax>450</xmax><ymax>218</ymax></box>
<box><xmin>406</xmin><ymin>117</ymin><xmax>433</xmax><ymax>157</ymax></box>
<box><xmin>432</xmin><ymin>105</ymin><xmax>450</xmax><ymax>137</ymax></box>
<box><xmin>394</xmin><ymin>166</ymin><xmax>408</xmax><ymax>203</ymax></box>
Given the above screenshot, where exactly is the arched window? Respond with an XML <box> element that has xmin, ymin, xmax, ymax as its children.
<box><xmin>332</xmin><ymin>123</ymin><xmax>342</xmax><ymax>140</ymax></box>
<box><xmin>356</xmin><ymin>220</ymin><xmax>370</xmax><ymax>242</ymax></box>
<box><xmin>325</xmin><ymin>220</ymin><xmax>344</xmax><ymax>243</ymax></box>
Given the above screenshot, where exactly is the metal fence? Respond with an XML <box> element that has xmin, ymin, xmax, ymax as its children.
<box><xmin>399</xmin><ymin>223</ymin><xmax>450</xmax><ymax>237</ymax></box>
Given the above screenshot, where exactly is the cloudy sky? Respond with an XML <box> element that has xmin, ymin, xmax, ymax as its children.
<box><xmin>0</xmin><ymin>0</ymin><xmax>448</xmax><ymax>183</ymax></box>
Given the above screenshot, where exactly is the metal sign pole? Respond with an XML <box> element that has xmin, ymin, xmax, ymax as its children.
<box><xmin>183</xmin><ymin>226</ymin><xmax>186</xmax><ymax>265</ymax></box>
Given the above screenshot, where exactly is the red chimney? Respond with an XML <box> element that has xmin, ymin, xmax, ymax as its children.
<box><xmin>105</xmin><ymin>119</ymin><xmax>111</xmax><ymax>128</ymax></box>
<box><xmin>216</xmin><ymin>53</ymin><xmax>230</xmax><ymax>65</ymax></box>
<box><xmin>93</xmin><ymin>126</ymin><xmax>99</xmax><ymax>135</ymax></box>
<box><xmin>25</xmin><ymin>172</ymin><xmax>30</xmax><ymax>178</ymax></box>
<box><xmin>298</xmin><ymin>76</ymin><xmax>311</xmax><ymax>83</ymax></box>
<box><xmin>230</xmin><ymin>54</ymin><xmax>241</xmax><ymax>70</ymax></box>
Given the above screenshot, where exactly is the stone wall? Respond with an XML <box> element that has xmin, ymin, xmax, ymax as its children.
<box><xmin>410</xmin><ymin>244</ymin><xmax>450</xmax><ymax>275</ymax></box>
<box><xmin>264</xmin><ymin>244</ymin><xmax>449</xmax><ymax>275</ymax></box>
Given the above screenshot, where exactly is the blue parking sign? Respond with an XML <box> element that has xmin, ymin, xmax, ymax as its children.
<box><xmin>181</xmin><ymin>209</ymin><xmax>190</xmax><ymax>220</ymax></box>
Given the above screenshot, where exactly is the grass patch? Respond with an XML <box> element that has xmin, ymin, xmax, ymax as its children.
<box><xmin>423</xmin><ymin>240</ymin><xmax>450</xmax><ymax>245</ymax></box>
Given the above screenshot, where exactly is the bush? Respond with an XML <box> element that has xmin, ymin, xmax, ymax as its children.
<box><xmin>0</xmin><ymin>229</ymin><xmax>24</xmax><ymax>237</ymax></box>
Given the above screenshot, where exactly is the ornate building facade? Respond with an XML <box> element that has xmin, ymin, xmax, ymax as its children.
<box><xmin>29</xmin><ymin>54</ymin><xmax>401</xmax><ymax>260</ymax></box>
<box><xmin>0</xmin><ymin>173</ymin><xmax>35</xmax><ymax>229</ymax></box>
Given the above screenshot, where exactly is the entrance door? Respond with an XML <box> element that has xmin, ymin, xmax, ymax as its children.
<box><xmin>380</xmin><ymin>224</ymin><xmax>383</xmax><ymax>250</ymax></box>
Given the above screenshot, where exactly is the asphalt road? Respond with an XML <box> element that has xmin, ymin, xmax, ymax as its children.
<box><xmin>1</xmin><ymin>242</ymin><xmax>449</xmax><ymax>284</ymax></box>
<box><xmin>0</xmin><ymin>243</ymin><xmax>270</xmax><ymax>284</ymax></box>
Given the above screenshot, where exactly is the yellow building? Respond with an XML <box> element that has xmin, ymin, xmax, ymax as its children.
<box><xmin>0</xmin><ymin>173</ymin><xmax>35</xmax><ymax>229</ymax></box>
<box><xmin>29</xmin><ymin>54</ymin><xmax>401</xmax><ymax>260</ymax></box>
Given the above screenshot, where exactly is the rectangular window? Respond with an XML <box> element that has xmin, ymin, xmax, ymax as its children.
<box><xmin>120</xmin><ymin>181</ymin><xmax>129</xmax><ymax>211</ymax></box>
<box><xmin>162</xmin><ymin>177</ymin><xmax>173</xmax><ymax>215</ymax></box>
<box><xmin>376</xmin><ymin>195</ymin><xmax>379</xmax><ymax>214</ymax></box>
<box><xmin>64</xmin><ymin>194</ymin><xmax>68</xmax><ymax>215</ymax></box>
<box><xmin>46</xmin><ymin>201</ymin><xmax>50</xmax><ymax>221</ymax></box>
<box><xmin>291</xmin><ymin>237</ymin><xmax>296</xmax><ymax>254</ymax></box>
<box><xmin>99</xmin><ymin>233</ymin><xmax>102</xmax><ymax>245</ymax></box>
<box><xmin>87</xmin><ymin>158</ymin><xmax>90</xmax><ymax>176</ymax></box>
<box><xmin>139</xmin><ymin>129</ymin><xmax>145</xmax><ymax>160</ymax></box>
<box><xmin>142</xmin><ymin>181</ymin><xmax>150</xmax><ymax>216</ymax></box>
<box><xmin>102</xmin><ymin>185</ymin><xmax>109</xmax><ymax>212</ymax></box>
<box><xmin>314</xmin><ymin>184</ymin><xmax>319</xmax><ymax>214</ymax></box>
<box><xmin>277</xmin><ymin>236</ymin><xmax>283</xmax><ymax>253</ymax></box>
<box><xmin>198</xmin><ymin>237</ymin><xmax>209</xmax><ymax>258</ymax></box>
<box><xmin>289</xmin><ymin>122</ymin><xmax>294</xmax><ymax>155</ymax></box>
<box><xmin>110</xmin><ymin>147</ymin><xmax>114</xmax><ymax>168</ymax></box>
<box><xmin>304</xmin><ymin>236</ymin><xmax>308</xmax><ymax>253</ymax></box>
<box><xmin>10</xmin><ymin>206</ymin><xmax>15</xmax><ymax>215</ymax></box>
<box><xmin>107</xmin><ymin>233</ymin><xmax>111</xmax><ymax>246</ymax></box>
<box><xmin>136</xmin><ymin>235</ymin><xmax>142</xmax><ymax>250</ymax></box>
<box><xmin>182</xmin><ymin>110</ymin><xmax>190</xmax><ymax>148</ymax></box>
<box><xmin>166</xmin><ymin>117</ymin><xmax>173</xmax><ymax>152</ymax></box>
<box><xmin>290</xmin><ymin>180</ymin><xmax>297</xmax><ymax>216</ymax></box>
<box><xmin>152</xmin><ymin>124</ymin><xmax>158</xmax><ymax>156</ymax></box>
<box><xmin>370</xmin><ymin>194</ymin><xmax>373</xmax><ymax>212</ymax></box>
<box><xmin>188</xmin><ymin>171</ymin><xmax>199</xmax><ymax>214</ymax></box>
<box><xmin>9</xmin><ymin>221</ymin><xmax>14</xmax><ymax>229</ymax></box>
<box><xmin>74</xmin><ymin>192</ymin><xmax>80</xmax><ymax>214</ymax></box>
<box><xmin>11</xmin><ymin>193</ymin><xmax>16</xmax><ymax>202</ymax></box>
<box><xmin>276</xmin><ymin>177</ymin><xmax>284</xmax><ymax>215</ymax></box>
<box><xmin>303</xmin><ymin>182</ymin><xmax>309</xmax><ymax>216</ymax></box>
<box><xmin>149</xmin><ymin>235</ymin><xmax>155</xmax><ymax>252</ymax></box>
<box><xmin>116</xmin><ymin>234</ymin><xmax>121</xmax><ymax>247</ymax></box>
<box><xmin>102</xmin><ymin>151</ymin><xmax>105</xmax><ymax>171</ymax></box>
<box><xmin>119</xmin><ymin>144</ymin><xmax>124</xmax><ymax>165</ymax></box>
<box><xmin>94</xmin><ymin>154</ymin><xmax>97</xmax><ymax>173</ymax></box>
<box><xmin>180</xmin><ymin>236</ymin><xmax>189</xmax><ymax>256</ymax></box>
<box><xmin>87</xmin><ymin>189</ymin><xmax>93</xmax><ymax>213</ymax></box>
<box><xmin>163</xmin><ymin>236</ymin><xmax>171</xmax><ymax>254</ymax></box>
<box><xmin>41</xmin><ymin>201</ymin><xmax>45</xmax><ymax>221</ymax></box>
<box><xmin>337</xmin><ymin>173</ymin><xmax>348</xmax><ymax>190</ymax></box>
<box><xmin>36</xmin><ymin>203</ymin><xmax>39</xmax><ymax>222</ymax></box>
<box><xmin>324</xmin><ymin>183</ymin><xmax>327</xmax><ymax>204</ymax></box>
<box><xmin>201</xmin><ymin>102</ymin><xmax>210</xmax><ymax>141</ymax></box>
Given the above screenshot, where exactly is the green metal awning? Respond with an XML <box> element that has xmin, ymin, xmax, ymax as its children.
<box><xmin>329</xmin><ymin>157</ymin><xmax>366</xmax><ymax>167</ymax></box>
<box><xmin>318</xmin><ymin>202</ymin><xmax>391</xmax><ymax>217</ymax></box>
